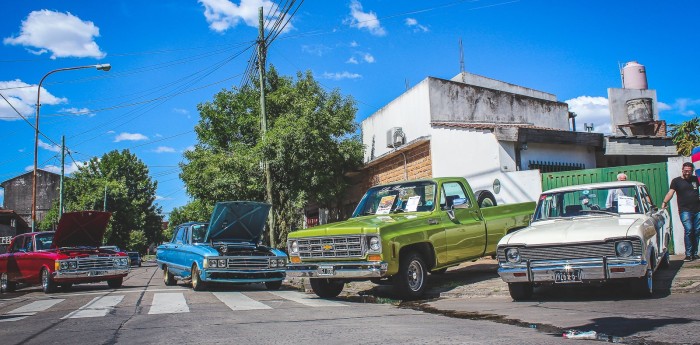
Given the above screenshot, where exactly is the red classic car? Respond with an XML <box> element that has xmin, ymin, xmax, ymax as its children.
<box><xmin>0</xmin><ymin>211</ymin><xmax>130</xmax><ymax>293</ymax></box>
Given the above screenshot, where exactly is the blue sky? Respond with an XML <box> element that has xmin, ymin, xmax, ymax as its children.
<box><xmin>1</xmin><ymin>0</ymin><xmax>699</xmax><ymax>217</ymax></box>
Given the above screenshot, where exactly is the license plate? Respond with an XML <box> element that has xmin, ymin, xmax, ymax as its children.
<box><xmin>89</xmin><ymin>270</ymin><xmax>108</xmax><ymax>276</ymax></box>
<box><xmin>317</xmin><ymin>265</ymin><xmax>334</xmax><ymax>276</ymax></box>
<box><xmin>554</xmin><ymin>269</ymin><xmax>582</xmax><ymax>283</ymax></box>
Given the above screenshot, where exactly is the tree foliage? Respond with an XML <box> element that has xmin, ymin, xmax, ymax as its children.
<box><xmin>42</xmin><ymin>150</ymin><xmax>163</xmax><ymax>249</ymax></box>
<box><xmin>164</xmin><ymin>200</ymin><xmax>212</xmax><ymax>241</ymax></box>
<box><xmin>669</xmin><ymin>117</ymin><xmax>700</xmax><ymax>156</ymax></box>
<box><xmin>180</xmin><ymin>67</ymin><xmax>364</xmax><ymax>247</ymax></box>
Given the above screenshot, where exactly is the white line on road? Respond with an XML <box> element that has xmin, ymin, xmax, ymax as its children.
<box><xmin>62</xmin><ymin>295</ymin><xmax>124</xmax><ymax>319</ymax></box>
<box><xmin>0</xmin><ymin>299</ymin><xmax>65</xmax><ymax>323</ymax></box>
<box><xmin>269</xmin><ymin>291</ymin><xmax>346</xmax><ymax>307</ymax></box>
<box><xmin>148</xmin><ymin>293</ymin><xmax>189</xmax><ymax>314</ymax></box>
<box><xmin>213</xmin><ymin>292</ymin><xmax>272</xmax><ymax>311</ymax></box>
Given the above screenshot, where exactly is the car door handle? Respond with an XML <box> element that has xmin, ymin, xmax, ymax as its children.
<box><xmin>468</xmin><ymin>210</ymin><xmax>483</xmax><ymax>220</ymax></box>
<box><xmin>428</xmin><ymin>218</ymin><xmax>440</xmax><ymax>225</ymax></box>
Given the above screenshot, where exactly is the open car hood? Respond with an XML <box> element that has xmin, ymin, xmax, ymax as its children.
<box><xmin>205</xmin><ymin>201</ymin><xmax>271</xmax><ymax>243</ymax></box>
<box><xmin>51</xmin><ymin>211</ymin><xmax>112</xmax><ymax>248</ymax></box>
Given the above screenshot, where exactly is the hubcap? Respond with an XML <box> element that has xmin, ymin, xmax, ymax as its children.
<box><xmin>192</xmin><ymin>268</ymin><xmax>199</xmax><ymax>287</ymax></box>
<box><xmin>407</xmin><ymin>260</ymin><xmax>424</xmax><ymax>291</ymax></box>
<box><xmin>1</xmin><ymin>273</ymin><xmax>7</xmax><ymax>291</ymax></box>
<box><xmin>42</xmin><ymin>270</ymin><xmax>48</xmax><ymax>290</ymax></box>
<box><xmin>646</xmin><ymin>268</ymin><xmax>653</xmax><ymax>293</ymax></box>
<box><xmin>163</xmin><ymin>268</ymin><xmax>169</xmax><ymax>282</ymax></box>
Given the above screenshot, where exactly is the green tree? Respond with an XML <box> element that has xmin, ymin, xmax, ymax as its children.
<box><xmin>128</xmin><ymin>230</ymin><xmax>148</xmax><ymax>253</ymax></box>
<box><xmin>669</xmin><ymin>117</ymin><xmax>700</xmax><ymax>156</ymax></box>
<box><xmin>44</xmin><ymin>150</ymin><xmax>163</xmax><ymax>249</ymax></box>
<box><xmin>180</xmin><ymin>67</ymin><xmax>363</xmax><ymax>247</ymax></box>
<box><xmin>165</xmin><ymin>200</ymin><xmax>212</xmax><ymax>241</ymax></box>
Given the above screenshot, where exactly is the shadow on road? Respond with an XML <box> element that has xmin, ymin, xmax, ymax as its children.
<box><xmin>569</xmin><ymin>316</ymin><xmax>695</xmax><ymax>338</ymax></box>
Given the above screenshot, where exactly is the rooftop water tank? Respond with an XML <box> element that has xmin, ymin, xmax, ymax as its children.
<box><xmin>622</xmin><ymin>61</ymin><xmax>648</xmax><ymax>89</ymax></box>
<box><xmin>626</xmin><ymin>98</ymin><xmax>653</xmax><ymax>123</ymax></box>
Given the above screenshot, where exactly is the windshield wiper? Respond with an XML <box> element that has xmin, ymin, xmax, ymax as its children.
<box><xmin>580</xmin><ymin>209</ymin><xmax>620</xmax><ymax>217</ymax></box>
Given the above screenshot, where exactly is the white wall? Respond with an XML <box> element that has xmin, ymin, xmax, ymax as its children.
<box><xmin>520</xmin><ymin>143</ymin><xmax>596</xmax><ymax>170</ymax></box>
<box><xmin>361</xmin><ymin>79</ymin><xmax>432</xmax><ymax>162</ymax></box>
<box><xmin>430</xmin><ymin>127</ymin><xmax>541</xmax><ymax>204</ymax></box>
<box><xmin>667</xmin><ymin>156</ymin><xmax>689</xmax><ymax>255</ymax></box>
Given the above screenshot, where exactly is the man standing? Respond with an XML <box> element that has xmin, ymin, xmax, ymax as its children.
<box><xmin>605</xmin><ymin>173</ymin><xmax>628</xmax><ymax>209</ymax></box>
<box><xmin>662</xmin><ymin>162</ymin><xmax>700</xmax><ymax>261</ymax></box>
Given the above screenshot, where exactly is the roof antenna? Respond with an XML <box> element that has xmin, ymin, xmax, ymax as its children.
<box><xmin>459</xmin><ymin>38</ymin><xmax>466</xmax><ymax>83</ymax></box>
<box><xmin>618</xmin><ymin>61</ymin><xmax>624</xmax><ymax>88</ymax></box>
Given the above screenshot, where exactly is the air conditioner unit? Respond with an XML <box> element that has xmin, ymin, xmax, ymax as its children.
<box><xmin>386</xmin><ymin>127</ymin><xmax>406</xmax><ymax>148</ymax></box>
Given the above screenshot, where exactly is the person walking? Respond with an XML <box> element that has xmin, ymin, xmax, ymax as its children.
<box><xmin>662</xmin><ymin>162</ymin><xmax>700</xmax><ymax>261</ymax></box>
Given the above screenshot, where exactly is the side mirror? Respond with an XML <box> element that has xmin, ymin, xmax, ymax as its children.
<box><xmin>446</xmin><ymin>209</ymin><xmax>456</xmax><ymax>222</ymax></box>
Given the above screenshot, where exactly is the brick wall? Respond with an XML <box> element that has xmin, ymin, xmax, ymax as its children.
<box><xmin>364</xmin><ymin>141</ymin><xmax>433</xmax><ymax>190</ymax></box>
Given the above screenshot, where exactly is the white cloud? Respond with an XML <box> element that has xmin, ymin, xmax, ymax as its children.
<box><xmin>38</xmin><ymin>139</ymin><xmax>61</xmax><ymax>153</ymax></box>
<box><xmin>114</xmin><ymin>132</ymin><xmax>148</xmax><ymax>142</ymax></box>
<box><xmin>322</xmin><ymin>72</ymin><xmax>362</xmax><ymax>81</ymax></box>
<box><xmin>674</xmin><ymin>98</ymin><xmax>700</xmax><ymax>117</ymax></box>
<box><xmin>346</xmin><ymin>0</ymin><xmax>386</xmax><ymax>36</ymax></box>
<box><xmin>199</xmin><ymin>0</ymin><xmax>293</xmax><ymax>33</ymax></box>
<box><xmin>4</xmin><ymin>10</ymin><xmax>105</xmax><ymax>59</ymax></box>
<box><xmin>301</xmin><ymin>44</ymin><xmax>331</xmax><ymax>57</ymax></box>
<box><xmin>565</xmin><ymin>96</ymin><xmax>612</xmax><ymax>134</ymax></box>
<box><xmin>60</xmin><ymin>107</ymin><xmax>94</xmax><ymax>117</ymax></box>
<box><xmin>106</xmin><ymin>130</ymin><xmax>115</xmax><ymax>134</ymax></box>
<box><xmin>657</xmin><ymin>102</ymin><xmax>672</xmax><ymax>112</ymax></box>
<box><xmin>18</xmin><ymin>148</ymin><xmax>25</xmax><ymax>152</ymax></box>
<box><xmin>153</xmin><ymin>146</ymin><xmax>176</xmax><ymax>153</ymax></box>
<box><xmin>405</xmin><ymin>17</ymin><xmax>429</xmax><ymax>32</ymax></box>
<box><xmin>183</xmin><ymin>145</ymin><xmax>196</xmax><ymax>152</ymax></box>
<box><xmin>155</xmin><ymin>133</ymin><xmax>163</xmax><ymax>138</ymax></box>
<box><xmin>155</xmin><ymin>195</ymin><xmax>172</xmax><ymax>201</ymax></box>
<box><xmin>0</xmin><ymin>79</ymin><xmax>66</xmax><ymax>121</ymax></box>
<box><xmin>363</xmin><ymin>53</ymin><xmax>375</xmax><ymax>63</ymax></box>
<box><xmin>173</xmin><ymin>108</ymin><xmax>189</xmax><ymax>115</ymax></box>
<box><xmin>346</xmin><ymin>57</ymin><xmax>358</xmax><ymax>64</ymax></box>
<box><xmin>349</xmin><ymin>41</ymin><xmax>359</xmax><ymax>47</ymax></box>
<box><xmin>41</xmin><ymin>161</ymin><xmax>87</xmax><ymax>174</ymax></box>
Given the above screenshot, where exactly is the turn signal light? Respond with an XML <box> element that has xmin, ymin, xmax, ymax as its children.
<box><xmin>513</xmin><ymin>273</ymin><xmax>526</xmax><ymax>277</ymax></box>
<box><xmin>610</xmin><ymin>267</ymin><xmax>626</xmax><ymax>273</ymax></box>
<box><xmin>290</xmin><ymin>256</ymin><xmax>301</xmax><ymax>263</ymax></box>
<box><xmin>367</xmin><ymin>254</ymin><xmax>382</xmax><ymax>262</ymax></box>
<box><xmin>55</xmin><ymin>261</ymin><xmax>60</xmax><ymax>271</ymax></box>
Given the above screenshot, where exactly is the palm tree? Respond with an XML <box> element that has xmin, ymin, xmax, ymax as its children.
<box><xmin>668</xmin><ymin>117</ymin><xmax>700</xmax><ymax>156</ymax></box>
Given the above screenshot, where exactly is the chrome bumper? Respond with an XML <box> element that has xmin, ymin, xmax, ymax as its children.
<box><xmin>498</xmin><ymin>257</ymin><xmax>647</xmax><ymax>283</ymax></box>
<box><xmin>285</xmin><ymin>261</ymin><xmax>388</xmax><ymax>278</ymax></box>
<box><xmin>54</xmin><ymin>267</ymin><xmax>130</xmax><ymax>280</ymax></box>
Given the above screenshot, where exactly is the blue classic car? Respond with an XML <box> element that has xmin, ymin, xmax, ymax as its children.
<box><xmin>156</xmin><ymin>201</ymin><xmax>287</xmax><ymax>291</ymax></box>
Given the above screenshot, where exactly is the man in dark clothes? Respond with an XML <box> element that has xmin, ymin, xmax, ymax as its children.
<box><xmin>662</xmin><ymin>162</ymin><xmax>700</xmax><ymax>261</ymax></box>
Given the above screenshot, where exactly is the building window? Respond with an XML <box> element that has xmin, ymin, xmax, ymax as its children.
<box><xmin>528</xmin><ymin>160</ymin><xmax>585</xmax><ymax>173</ymax></box>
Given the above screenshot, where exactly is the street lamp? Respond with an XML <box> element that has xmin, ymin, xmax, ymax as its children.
<box><xmin>32</xmin><ymin>63</ymin><xmax>111</xmax><ymax>231</ymax></box>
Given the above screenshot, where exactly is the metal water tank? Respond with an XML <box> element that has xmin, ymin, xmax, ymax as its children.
<box><xmin>622</xmin><ymin>61</ymin><xmax>648</xmax><ymax>89</ymax></box>
<box><xmin>626</xmin><ymin>98</ymin><xmax>653</xmax><ymax>123</ymax></box>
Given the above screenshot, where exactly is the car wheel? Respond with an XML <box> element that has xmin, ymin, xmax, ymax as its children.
<box><xmin>393</xmin><ymin>251</ymin><xmax>427</xmax><ymax>300</ymax></box>
<box><xmin>107</xmin><ymin>278</ymin><xmax>123</xmax><ymax>288</ymax></box>
<box><xmin>191</xmin><ymin>264</ymin><xmax>206</xmax><ymax>291</ymax></box>
<box><xmin>474</xmin><ymin>190</ymin><xmax>497</xmax><ymax>208</ymax></box>
<box><xmin>632</xmin><ymin>266</ymin><xmax>653</xmax><ymax>298</ymax></box>
<box><xmin>508</xmin><ymin>282</ymin><xmax>533</xmax><ymax>301</ymax></box>
<box><xmin>1</xmin><ymin>272</ymin><xmax>16</xmax><ymax>293</ymax></box>
<box><xmin>41</xmin><ymin>268</ymin><xmax>56</xmax><ymax>294</ymax></box>
<box><xmin>163</xmin><ymin>266</ymin><xmax>176</xmax><ymax>286</ymax></box>
<box><xmin>431</xmin><ymin>268</ymin><xmax>448</xmax><ymax>275</ymax></box>
<box><xmin>309</xmin><ymin>279</ymin><xmax>344</xmax><ymax>298</ymax></box>
<box><xmin>265</xmin><ymin>280</ymin><xmax>283</xmax><ymax>290</ymax></box>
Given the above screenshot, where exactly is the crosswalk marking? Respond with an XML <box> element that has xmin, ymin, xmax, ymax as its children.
<box><xmin>62</xmin><ymin>295</ymin><xmax>124</xmax><ymax>319</ymax></box>
<box><xmin>0</xmin><ymin>299</ymin><xmax>64</xmax><ymax>323</ymax></box>
<box><xmin>213</xmin><ymin>292</ymin><xmax>272</xmax><ymax>311</ymax></box>
<box><xmin>269</xmin><ymin>291</ymin><xmax>346</xmax><ymax>307</ymax></box>
<box><xmin>148</xmin><ymin>293</ymin><xmax>189</xmax><ymax>314</ymax></box>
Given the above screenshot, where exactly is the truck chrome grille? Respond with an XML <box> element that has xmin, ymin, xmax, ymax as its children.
<box><xmin>77</xmin><ymin>257</ymin><xmax>116</xmax><ymax>270</ymax></box>
<box><xmin>297</xmin><ymin>236</ymin><xmax>365</xmax><ymax>258</ymax></box>
<box><xmin>497</xmin><ymin>240</ymin><xmax>643</xmax><ymax>263</ymax></box>
<box><xmin>226</xmin><ymin>257</ymin><xmax>270</xmax><ymax>270</ymax></box>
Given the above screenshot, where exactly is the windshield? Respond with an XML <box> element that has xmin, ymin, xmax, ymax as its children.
<box><xmin>35</xmin><ymin>233</ymin><xmax>54</xmax><ymax>250</ymax></box>
<box><xmin>191</xmin><ymin>223</ymin><xmax>208</xmax><ymax>243</ymax></box>
<box><xmin>352</xmin><ymin>181</ymin><xmax>437</xmax><ymax>217</ymax></box>
<box><xmin>534</xmin><ymin>186</ymin><xmax>642</xmax><ymax>221</ymax></box>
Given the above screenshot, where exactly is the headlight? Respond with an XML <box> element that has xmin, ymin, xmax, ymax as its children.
<box><xmin>60</xmin><ymin>262</ymin><xmax>68</xmax><ymax>270</ymax></box>
<box><xmin>68</xmin><ymin>261</ymin><xmax>77</xmax><ymax>269</ymax></box>
<box><xmin>121</xmin><ymin>258</ymin><xmax>129</xmax><ymax>265</ymax></box>
<box><xmin>277</xmin><ymin>258</ymin><xmax>286</xmax><ymax>267</ymax></box>
<box><xmin>615</xmin><ymin>241</ymin><xmax>633</xmax><ymax>257</ymax></box>
<box><xmin>369</xmin><ymin>237</ymin><xmax>381</xmax><ymax>251</ymax></box>
<box><xmin>269</xmin><ymin>259</ymin><xmax>278</xmax><ymax>268</ymax></box>
<box><xmin>209</xmin><ymin>259</ymin><xmax>218</xmax><ymax>268</ymax></box>
<box><xmin>218</xmin><ymin>259</ymin><xmax>227</xmax><ymax>268</ymax></box>
<box><xmin>505</xmin><ymin>248</ymin><xmax>521</xmax><ymax>263</ymax></box>
<box><xmin>290</xmin><ymin>241</ymin><xmax>299</xmax><ymax>254</ymax></box>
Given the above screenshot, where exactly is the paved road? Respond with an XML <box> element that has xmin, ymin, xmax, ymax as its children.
<box><xmin>0</xmin><ymin>262</ymin><xmax>572</xmax><ymax>345</ymax></box>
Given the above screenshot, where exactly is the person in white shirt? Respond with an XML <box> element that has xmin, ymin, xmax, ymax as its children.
<box><xmin>605</xmin><ymin>173</ymin><xmax>628</xmax><ymax>209</ymax></box>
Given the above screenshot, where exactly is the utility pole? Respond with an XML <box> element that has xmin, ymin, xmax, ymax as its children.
<box><xmin>103</xmin><ymin>184</ymin><xmax>108</xmax><ymax>211</ymax></box>
<box><xmin>258</xmin><ymin>7</ymin><xmax>276</xmax><ymax>247</ymax></box>
<box><xmin>59</xmin><ymin>136</ymin><xmax>65</xmax><ymax>219</ymax></box>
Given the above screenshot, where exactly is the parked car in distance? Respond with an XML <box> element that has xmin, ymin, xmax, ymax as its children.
<box><xmin>497</xmin><ymin>181</ymin><xmax>671</xmax><ymax>300</ymax></box>
<box><xmin>100</xmin><ymin>245</ymin><xmax>122</xmax><ymax>253</ymax></box>
<box><xmin>127</xmin><ymin>252</ymin><xmax>142</xmax><ymax>267</ymax></box>
<box><xmin>286</xmin><ymin>177</ymin><xmax>536</xmax><ymax>300</ymax></box>
<box><xmin>0</xmin><ymin>211</ymin><xmax>130</xmax><ymax>293</ymax></box>
<box><xmin>156</xmin><ymin>201</ymin><xmax>287</xmax><ymax>291</ymax></box>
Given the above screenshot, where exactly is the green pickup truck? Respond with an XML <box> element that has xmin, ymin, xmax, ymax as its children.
<box><xmin>286</xmin><ymin>177</ymin><xmax>536</xmax><ymax>299</ymax></box>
